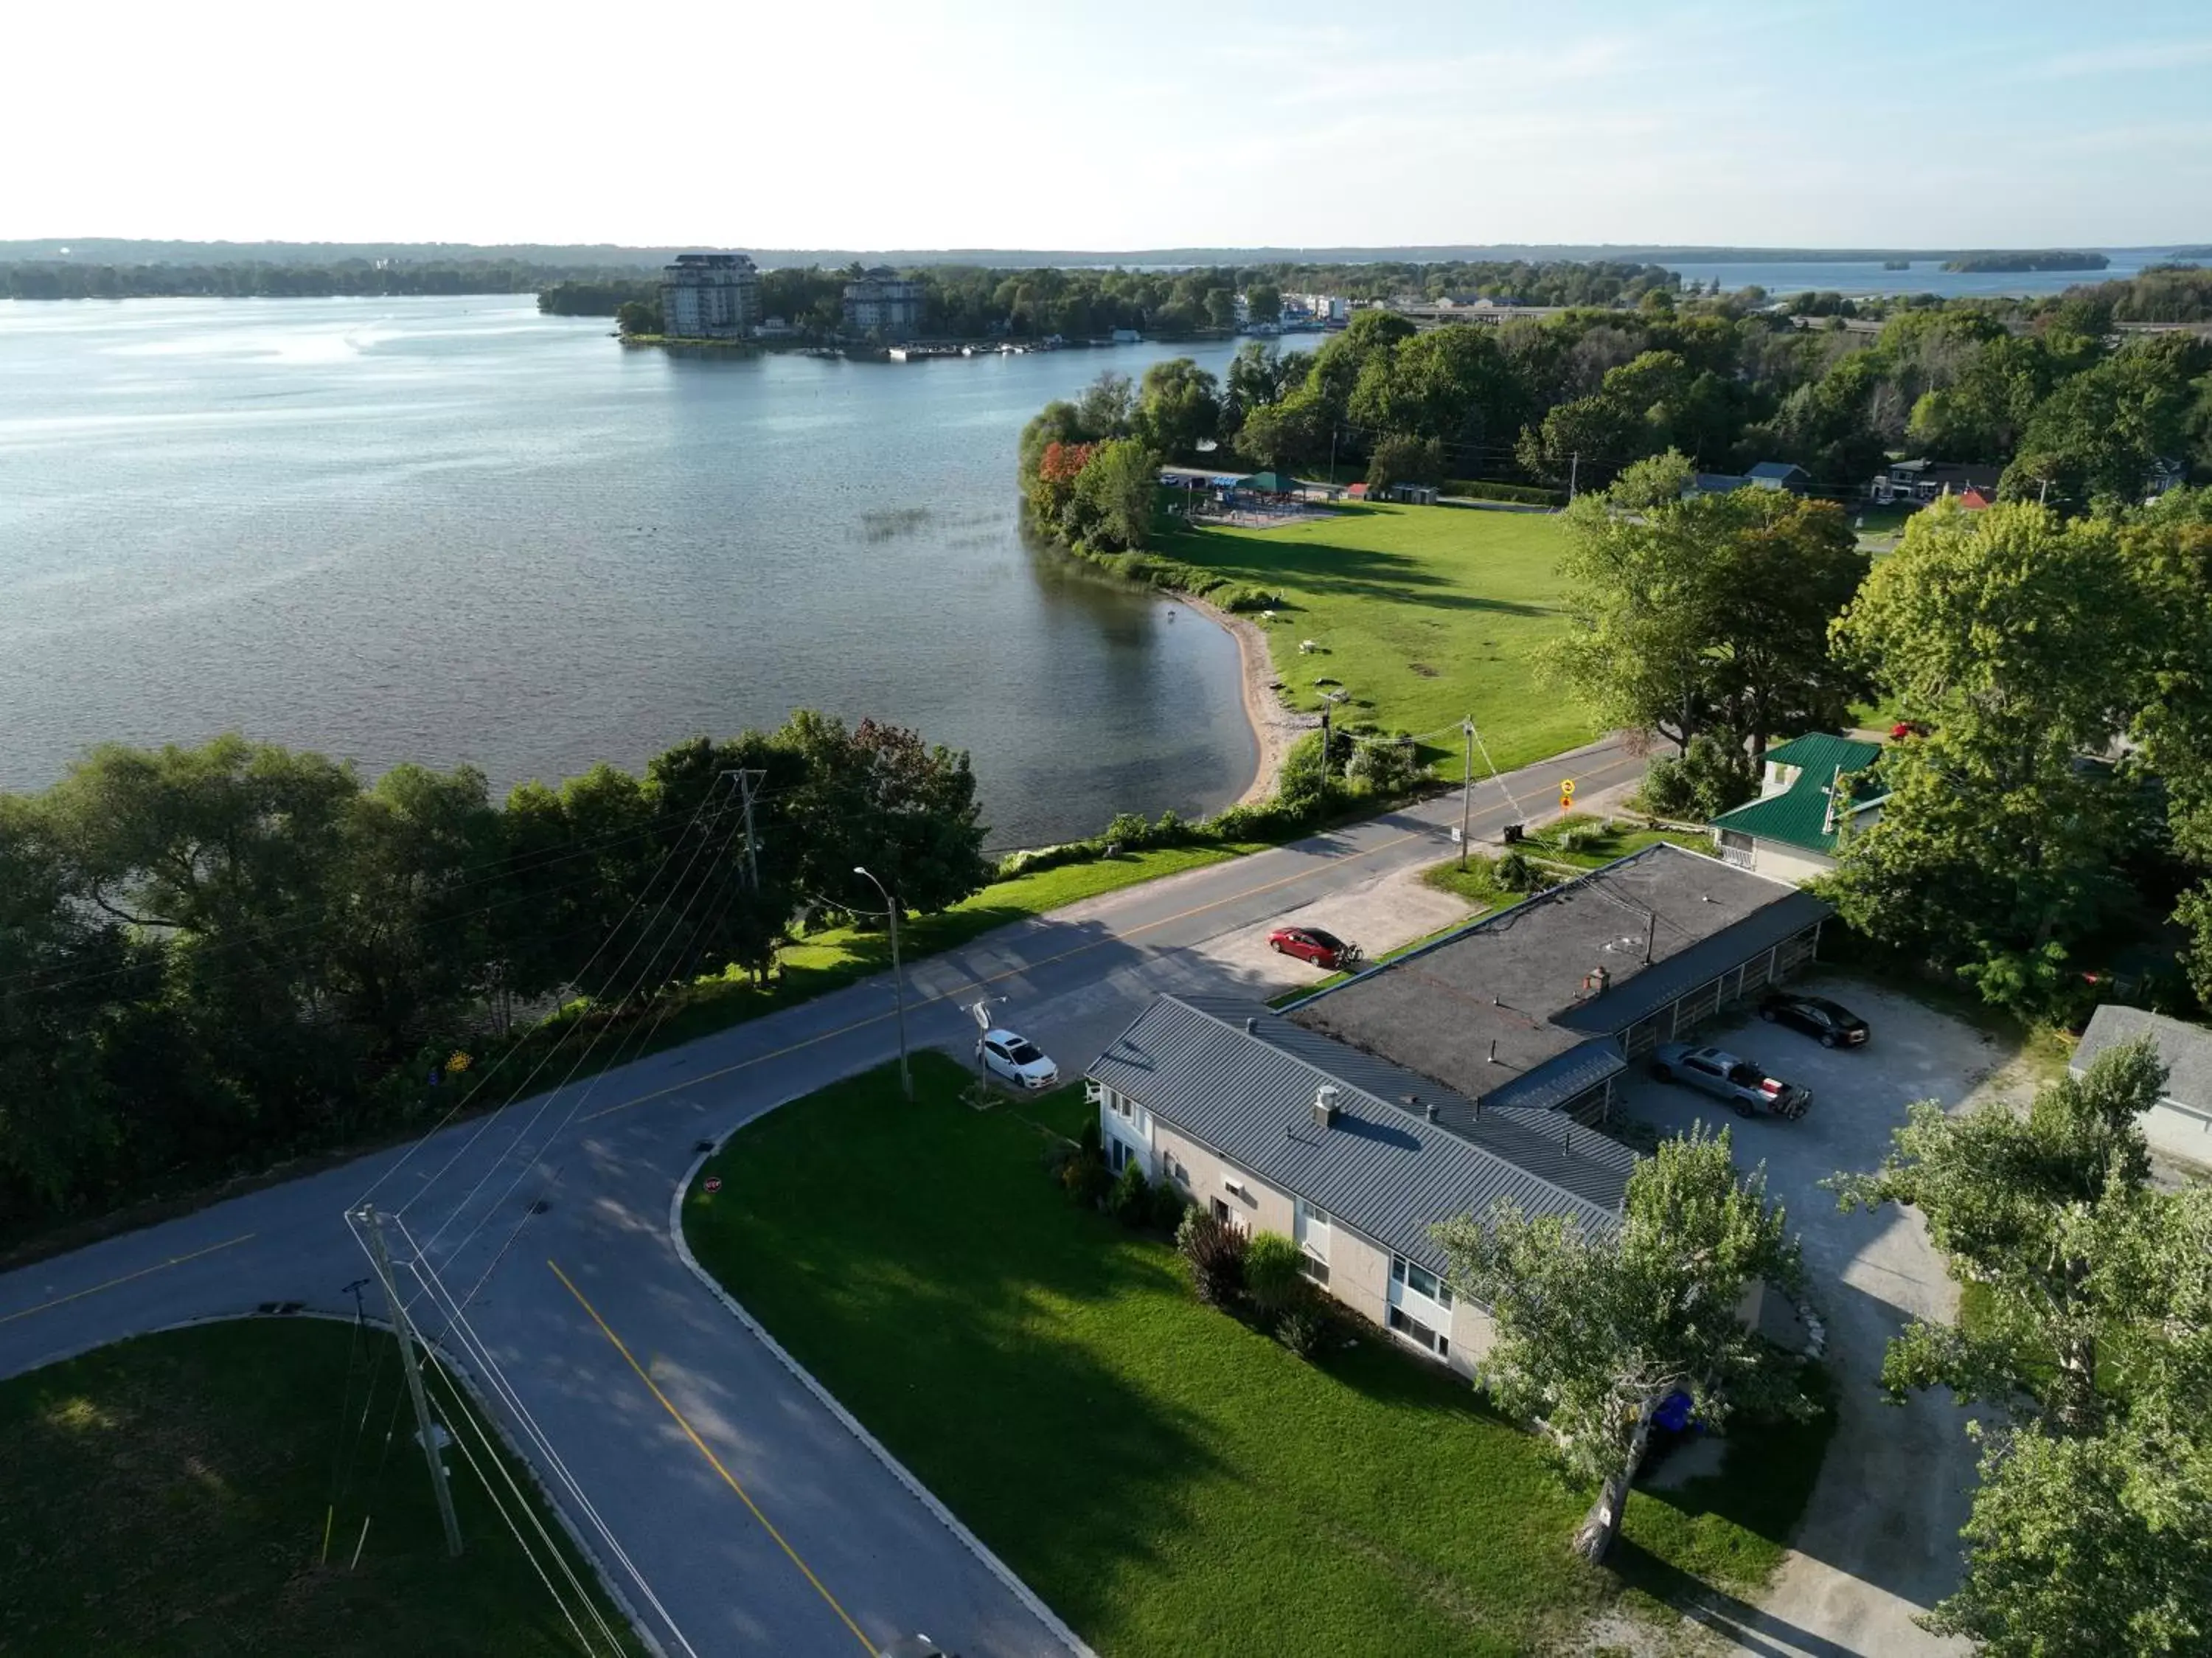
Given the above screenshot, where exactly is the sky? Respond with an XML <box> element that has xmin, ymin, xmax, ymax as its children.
<box><xmin>5</xmin><ymin>0</ymin><xmax>2210</xmax><ymax>252</ymax></box>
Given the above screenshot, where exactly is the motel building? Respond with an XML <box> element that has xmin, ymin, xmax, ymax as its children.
<box><xmin>1086</xmin><ymin>844</ymin><xmax>1820</xmax><ymax>1373</ymax></box>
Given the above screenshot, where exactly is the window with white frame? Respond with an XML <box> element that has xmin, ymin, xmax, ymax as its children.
<box><xmin>1391</xmin><ymin>1255</ymin><xmax>1454</xmax><ymax>1308</ymax></box>
<box><xmin>1294</xmin><ymin>1196</ymin><xmax>1332</xmax><ymax>1265</ymax></box>
<box><xmin>1387</xmin><ymin>1305</ymin><xmax>1450</xmax><ymax>1359</ymax></box>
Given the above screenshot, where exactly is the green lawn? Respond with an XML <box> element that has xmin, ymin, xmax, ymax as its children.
<box><xmin>1144</xmin><ymin>502</ymin><xmax>1593</xmax><ymax>774</ymax></box>
<box><xmin>0</xmin><ymin>1319</ymin><xmax>644</xmax><ymax>1657</ymax></box>
<box><xmin>683</xmin><ymin>1056</ymin><xmax>1832</xmax><ymax>1657</ymax></box>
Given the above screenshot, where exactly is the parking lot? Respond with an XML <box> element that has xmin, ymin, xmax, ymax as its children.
<box><xmin>1613</xmin><ymin>975</ymin><xmax>2042</xmax><ymax>1657</ymax></box>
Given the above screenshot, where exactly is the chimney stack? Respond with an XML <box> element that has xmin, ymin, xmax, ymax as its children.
<box><xmin>1312</xmin><ymin>1083</ymin><xmax>1340</xmax><ymax>1130</ymax></box>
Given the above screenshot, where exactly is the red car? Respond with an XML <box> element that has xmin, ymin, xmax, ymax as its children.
<box><xmin>1269</xmin><ymin>925</ymin><xmax>1360</xmax><ymax>970</ymax></box>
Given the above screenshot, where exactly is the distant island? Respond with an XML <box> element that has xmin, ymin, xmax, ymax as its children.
<box><xmin>1882</xmin><ymin>259</ymin><xmax>1911</xmax><ymax>271</ymax></box>
<box><xmin>1941</xmin><ymin>251</ymin><xmax>2110</xmax><ymax>273</ymax></box>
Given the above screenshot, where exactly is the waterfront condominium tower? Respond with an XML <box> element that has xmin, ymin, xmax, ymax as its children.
<box><xmin>659</xmin><ymin>253</ymin><xmax>764</xmax><ymax>339</ymax></box>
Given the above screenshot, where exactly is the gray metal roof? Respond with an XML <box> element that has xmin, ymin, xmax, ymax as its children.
<box><xmin>1088</xmin><ymin>996</ymin><xmax>1626</xmax><ymax>1279</ymax></box>
<box><xmin>1291</xmin><ymin>844</ymin><xmax>1829</xmax><ymax>1103</ymax></box>
<box><xmin>2074</xmin><ymin>1005</ymin><xmax>2212</xmax><ymax>1111</ymax></box>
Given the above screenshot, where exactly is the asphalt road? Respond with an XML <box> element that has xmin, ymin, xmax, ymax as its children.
<box><xmin>0</xmin><ymin>734</ymin><xmax>1641</xmax><ymax>1658</ymax></box>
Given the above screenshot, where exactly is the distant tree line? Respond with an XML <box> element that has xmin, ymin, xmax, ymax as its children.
<box><xmin>538</xmin><ymin>278</ymin><xmax>658</xmax><ymax>317</ymax></box>
<box><xmin>0</xmin><ymin>715</ymin><xmax>990</xmax><ymax>1235</ymax></box>
<box><xmin>1941</xmin><ymin>250</ymin><xmax>2110</xmax><ymax>273</ymax></box>
<box><xmin>1015</xmin><ymin>272</ymin><xmax>2211</xmax><ymax>507</ymax></box>
<box><xmin>0</xmin><ymin>260</ymin><xmax>632</xmax><ymax>301</ymax></box>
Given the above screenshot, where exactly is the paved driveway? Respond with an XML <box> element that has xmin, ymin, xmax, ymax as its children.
<box><xmin>1613</xmin><ymin>977</ymin><xmax>2028</xmax><ymax>1658</ymax></box>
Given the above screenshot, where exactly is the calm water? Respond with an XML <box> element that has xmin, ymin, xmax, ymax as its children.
<box><xmin>0</xmin><ymin>298</ymin><xmax>1254</xmax><ymax>850</ymax></box>
<box><xmin>1666</xmin><ymin>246</ymin><xmax>2194</xmax><ymax>299</ymax></box>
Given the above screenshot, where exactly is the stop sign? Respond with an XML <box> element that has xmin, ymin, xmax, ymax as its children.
<box><xmin>703</xmin><ymin>1175</ymin><xmax>723</xmax><ymax>1194</ymax></box>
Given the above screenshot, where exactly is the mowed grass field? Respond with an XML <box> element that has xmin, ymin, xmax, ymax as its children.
<box><xmin>684</xmin><ymin>1056</ymin><xmax>1835</xmax><ymax>1657</ymax></box>
<box><xmin>0</xmin><ymin>1319</ymin><xmax>646</xmax><ymax>1657</ymax></box>
<box><xmin>1151</xmin><ymin>502</ymin><xmax>1596</xmax><ymax>772</ymax></box>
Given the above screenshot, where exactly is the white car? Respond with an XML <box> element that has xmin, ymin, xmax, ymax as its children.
<box><xmin>977</xmin><ymin>1028</ymin><xmax>1059</xmax><ymax>1090</ymax></box>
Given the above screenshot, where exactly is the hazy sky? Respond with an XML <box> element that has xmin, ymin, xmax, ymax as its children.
<box><xmin>7</xmin><ymin>0</ymin><xmax>2209</xmax><ymax>250</ymax></box>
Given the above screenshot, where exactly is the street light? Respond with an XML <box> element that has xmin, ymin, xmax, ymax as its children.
<box><xmin>854</xmin><ymin>865</ymin><xmax>911</xmax><ymax>1100</ymax></box>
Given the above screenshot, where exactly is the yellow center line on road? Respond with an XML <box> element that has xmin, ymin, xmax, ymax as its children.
<box><xmin>0</xmin><ymin>1232</ymin><xmax>258</xmax><ymax>1328</ymax></box>
<box><xmin>546</xmin><ymin>1258</ymin><xmax>877</xmax><ymax>1655</ymax></box>
<box><xmin>582</xmin><ymin>748</ymin><xmax>1641</xmax><ymax>1123</ymax></box>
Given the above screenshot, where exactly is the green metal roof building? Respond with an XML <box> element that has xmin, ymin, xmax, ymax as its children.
<box><xmin>1708</xmin><ymin>734</ymin><xmax>1885</xmax><ymax>882</ymax></box>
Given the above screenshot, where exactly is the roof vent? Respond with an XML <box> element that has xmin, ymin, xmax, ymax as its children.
<box><xmin>1312</xmin><ymin>1083</ymin><xmax>1340</xmax><ymax>1130</ymax></box>
<box><xmin>1582</xmin><ymin>965</ymin><xmax>1611</xmax><ymax>996</ymax></box>
<box><xmin>1424</xmin><ymin>1102</ymin><xmax>1439</xmax><ymax>1123</ymax></box>
<box><xmin>1245</xmin><ymin>1016</ymin><xmax>1257</xmax><ymax>1034</ymax></box>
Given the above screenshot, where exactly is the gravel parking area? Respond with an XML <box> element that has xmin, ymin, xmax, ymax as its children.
<box><xmin>1612</xmin><ymin>976</ymin><xmax>2037</xmax><ymax>1658</ymax></box>
<box><xmin>1192</xmin><ymin>858</ymin><xmax>1477</xmax><ymax>996</ymax></box>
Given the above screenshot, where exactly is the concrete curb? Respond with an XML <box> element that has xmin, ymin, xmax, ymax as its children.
<box><xmin>669</xmin><ymin>1111</ymin><xmax>1096</xmax><ymax>1658</ymax></box>
<box><xmin>10</xmin><ymin>1306</ymin><xmax>670</xmax><ymax>1658</ymax></box>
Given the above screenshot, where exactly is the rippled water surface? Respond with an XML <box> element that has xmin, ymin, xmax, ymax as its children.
<box><xmin>0</xmin><ymin>298</ymin><xmax>1255</xmax><ymax>848</ymax></box>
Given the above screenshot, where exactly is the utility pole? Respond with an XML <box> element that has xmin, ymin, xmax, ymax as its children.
<box><xmin>1328</xmin><ymin>423</ymin><xmax>1338</xmax><ymax>488</ymax></box>
<box><xmin>354</xmin><ymin>1206</ymin><xmax>462</xmax><ymax>1558</ymax></box>
<box><xmin>717</xmin><ymin>768</ymin><xmax>765</xmax><ymax>890</ymax></box>
<box><xmin>854</xmin><ymin>866</ymin><xmax>911</xmax><ymax>1100</ymax></box>
<box><xmin>2037</xmin><ymin>476</ymin><xmax>2052</xmax><ymax>507</ymax></box>
<box><xmin>1318</xmin><ymin>689</ymin><xmax>1348</xmax><ymax>778</ymax></box>
<box><xmin>1459</xmin><ymin>718</ymin><xmax>1475</xmax><ymax>869</ymax></box>
<box><xmin>1568</xmin><ymin>453</ymin><xmax>1580</xmax><ymax>501</ymax></box>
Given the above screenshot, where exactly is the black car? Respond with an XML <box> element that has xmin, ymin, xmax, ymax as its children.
<box><xmin>1760</xmin><ymin>991</ymin><xmax>1868</xmax><ymax>1048</ymax></box>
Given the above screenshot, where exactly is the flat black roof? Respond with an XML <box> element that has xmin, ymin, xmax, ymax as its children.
<box><xmin>1289</xmin><ymin>843</ymin><xmax>1828</xmax><ymax>1107</ymax></box>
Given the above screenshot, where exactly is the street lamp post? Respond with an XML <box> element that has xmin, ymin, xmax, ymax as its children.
<box><xmin>854</xmin><ymin>866</ymin><xmax>911</xmax><ymax>1100</ymax></box>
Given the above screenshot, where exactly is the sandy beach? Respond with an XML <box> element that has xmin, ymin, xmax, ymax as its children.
<box><xmin>1181</xmin><ymin>594</ymin><xmax>1312</xmax><ymax>808</ymax></box>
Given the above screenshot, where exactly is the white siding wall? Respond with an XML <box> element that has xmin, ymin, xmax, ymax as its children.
<box><xmin>1746</xmin><ymin>840</ymin><xmax>1838</xmax><ymax>885</ymax></box>
<box><xmin>2143</xmin><ymin>1100</ymin><xmax>2212</xmax><ymax>1170</ymax></box>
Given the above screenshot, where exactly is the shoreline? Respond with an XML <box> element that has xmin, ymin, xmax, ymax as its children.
<box><xmin>1180</xmin><ymin>592</ymin><xmax>1310</xmax><ymax>808</ymax></box>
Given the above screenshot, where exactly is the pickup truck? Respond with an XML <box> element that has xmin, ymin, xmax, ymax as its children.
<box><xmin>1649</xmin><ymin>1042</ymin><xmax>1812</xmax><ymax>1120</ymax></box>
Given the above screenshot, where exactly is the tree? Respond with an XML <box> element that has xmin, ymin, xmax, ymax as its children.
<box><xmin>773</xmin><ymin>711</ymin><xmax>992</xmax><ymax>919</ymax></box>
<box><xmin>1437</xmin><ymin>1125</ymin><xmax>1808</xmax><ymax>1561</ymax></box>
<box><xmin>1074</xmin><ymin>371</ymin><xmax>1135</xmax><ymax>440</ymax></box>
<box><xmin>1222</xmin><ymin>341</ymin><xmax>1295</xmax><ymax>432</ymax></box>
<box><xmin>1132</xmin><ymin>357</ymin><xmax>1221</xmax><ymax>459</ymax></box>
<box><xmin>1066</xmin><ymin>437</ymin><xmax>1161</xmax><ymax>552</ymax></box>
<box><xmin>1364</xmin><ymin>432</ymin><xmax>1444</xmax><ymax>493</ymax></box>
<box><xmin>2003</xmin><ymin>339</ymin><xmax>2202</xmax><ymax>511</ymax></box>
<box><xmin>1825</xmin><ymin>499</ymin><xmax>2150</xmax><ymax>1014</ymax></box>
<box><xmin>1541</xmin><ymin>457</ymin><xmax>1868</xmax><ymax>762</ymax></box>
<box><xmin>614</xmin><ymin>298</ymin><xmax>661</xmax><ymax>336</ymax></box>
<box><xmin>1349</xmin><ymin>322</ymin><xmax>1523</xmax><ymax>454</ymax></box>
<box><xmin>1829</xmin><ymin>1038</ymin><xmax>2166</xmax><ymax>1434</ymax></box>
<box><xmin>1243</xmin><ymin>283</ymin><xmax>1281</xmax><ymax>325</ymax></box>
<box><xmin>1835</xmin><ymin>1069</ymin><xmax>2212</xmax><ymax>1655</ymax></box>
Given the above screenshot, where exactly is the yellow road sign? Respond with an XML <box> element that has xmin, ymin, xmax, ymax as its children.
<box><xmin>1559</xmin><ymin>778</ymin><xmax>1576</xmax><ymax>799</ymax></box>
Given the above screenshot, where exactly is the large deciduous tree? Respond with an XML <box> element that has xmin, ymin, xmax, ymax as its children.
<box><xmin>1829</xmin><ymin>1038</ymin><xmax>2166</xmax><ymax>1434</ymax></box>
<box><xmin>1437</xmin><ymin>1125</ymin><xmax>1808</xmax><ymax>1562</ymax></box>
<box><xmin>1542</xmin><ymin>453</ymin><xmax>1867</xmax><ymax>763</ymax></box>
<box><xmin>1131</xmin><ymin>357</ymin><xmax>1221</xmax><ymax>459</ymax></box>
<box><xmin>1824</xmin><ymin>498</ymin><xmax>2151</xmax><ymax>1014</ymax></box>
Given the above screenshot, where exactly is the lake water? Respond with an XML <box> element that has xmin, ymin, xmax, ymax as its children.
<box><xmin>1664</xmin><ymin>246</ymin><xmax>2195</xmax><ymax>299</ymax></box>
<box><xmin>0</xmin><ymin>298</ymin><xmax>1255</xmax><ymax>850</ymax></box>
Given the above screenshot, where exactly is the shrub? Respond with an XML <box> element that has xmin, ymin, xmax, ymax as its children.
<box><xmin>1103</xmin><ymin>811</ymin><xmax>1153</xmax><ymax>850</ymax></box>
<box><xmin>1244</xmin><ymin>1231</ymin><xmax>1307</xmax><ymax>1320</ymax></box>
<box><xmin>1108</xmin><ymin>1160</ymin><xmax>1151</xmax><ymax>1227</ymax></box>
<box><xmin>1078</xmin><ymin>1116</ymin><xmax>1103</xmax><ymax>1161</ymax></box>
<box><xmin>1175</xmin><ymin>1207</ymin><xmax>1248</xmax><ymax>1306</ymax></box>
<box><xmin>1495</xmin><ymin>847</ymin><xmax>1541</xmax><ymax>892</ymax></box>
<box><xmin>1149</xmin><ymin>1176</ymin><xmax>1190</xmax><ymax>1233</ymax></box>
<box><xmin>1061</xmin><ymin>1151</ymin><xmax>1112</xmax><ymax>1209</ymax></box>
<box><xmin>1277</xmin><ymin>1294</ymin><xmax>1329</xmax><ymax>1359</ymax></box>
<box><xmin>1441</xmin><ymin>479</ymin><xmax>1563</xmax><ymax>507</ymax></box>
<box><xmin>1639</xmin><ymin>733</ymin><xmax>1758</xmax><ymax>821</ymax></box>
<box><xmin>1346</xmin><ymin>734</ymin><xmax>1422</xmax><ymax>794</ymax></box>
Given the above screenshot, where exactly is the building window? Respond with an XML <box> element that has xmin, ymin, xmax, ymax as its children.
<box><xmin>1211</xmin><ymin>1197</ymin><xmax>1231</xmax><ymax>1223</ymax></box>
<box><xmin>1391</xmin><ymin>1256</ymin><xmax>1453</xmax><ymax>1308</ymax></box>
<box><xmin>1295</xmin><ymin>1196</ymin><xmax>1332</xmax><ymax>1265</ymax></box>
<box><xmin>1298</xmin><ymin>1255</ymin><xmax>1330</xmax><ymax>1286</ymax></box>
<box><xmin>1388</xmin><ymin>1305</ymin><xmax>1449</xmax><ymax>1359</ymax></box>
<box><xmin>1107</xmin><ymin>1137</ymin><xmax>1130</xmax><ymax>1173</ymax></box>
<box><xmin>1161</xmin><ymin>1152</ymin><xmax>1187</xmax><ymax>1187</ymax></box>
